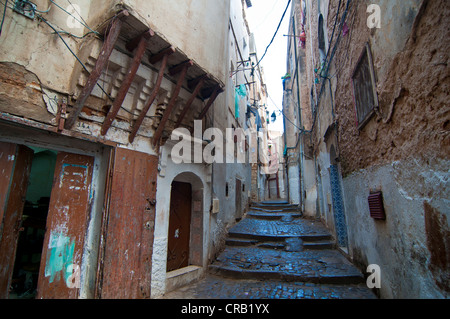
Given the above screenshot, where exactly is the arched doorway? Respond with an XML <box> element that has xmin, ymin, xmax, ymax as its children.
<box><xmin>167</xmin><ymin>181</ymin><xmax>192</xmax><ymax>271</ymax></box>
<box><xmin>166</xmin><ymin>172</ymin><xmax>204</xmax><ymax>272</ymax></box>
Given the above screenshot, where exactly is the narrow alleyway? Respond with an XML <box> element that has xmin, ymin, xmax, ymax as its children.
<box><xmin>162</xmin><ymin>201</ymin><xmax>377</xmax><ymax>299</ymax></box>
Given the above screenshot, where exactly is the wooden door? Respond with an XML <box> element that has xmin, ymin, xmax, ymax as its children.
<box><xmin>36</xmin><ymin>152</ymin><xmax>94</xmax><ymax>299</ymax></box>
<box><xmin>167</xmin><ymin>182</ymin><xmax>192</xmax><ymax>272</ymax></box>
<box><xmin>0</xmin><ymin>143</ymin><xmax>34</xmax><ymax>298</ymax></box>
<box><xmin>235</xmin><ymin>179</ymin><xmax>242</xmax><ymax>218</ymax></box>
<box><xmin>99</xmin><ymin>148</ymin><xmax>158</xmax><ymax>299</ymax></box>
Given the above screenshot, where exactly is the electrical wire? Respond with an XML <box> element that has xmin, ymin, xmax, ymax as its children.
<box><xmin>299</xmin><ymin>0</ymin><xmax>353</xmax><ymax>136</ymax></box>
<box><xmin>0</xmin><ymin>0</ymin><xmax>8</xmax><ymax>37</ymax></box>
<box><xmin>326</xmin><ymin>2</ymin><xmax>356</xmax><ymax>80</ymax></box>
<box><xmin>65</xmin><ymin>0</ymin><xmax>89</xmax><ymax>29</ymax></box>
<box><xmin>267</xmin><ymin>92</ymin><xmax>303</xmax><ymax>132</ymax></box>
<box><xmin>250</xmin><ymin>58</ymin><xmax>302</xmax><ymax>134</ymax></box>
<box><xmin>36</xmin><ymin>13</ymin><xmax>112</xmax><ymax>100</ymax></box>
<box><xmin>48</xmin><ymin>0</ymin><xmax>99</xmax><ymax>35</ymax></box>
<box><xmin>254</xmin><ymin>0</ymin><xmax>291</xmax><ymax>69</ymax></box>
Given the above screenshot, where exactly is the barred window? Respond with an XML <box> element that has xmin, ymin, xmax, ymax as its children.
<box><xmin>351</xmin><ymin>43</ymin><xmax>379</xmax><ymax>129</ymax></box>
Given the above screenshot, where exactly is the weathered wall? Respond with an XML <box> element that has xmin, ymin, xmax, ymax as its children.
<box><xmin>88</xmin><ymin>0</ymin><xmax>230</xmax><ymax>83</ymax></box>
<box><xmin>151</xmin><ymin>151</ymin><xmax>211</xmax><ymax>298</ymax></box>
<box><xmin>343</xmin><ymin>156</ymin><xmax>449</xmax><ymax>298</ymax></box>
<box><xmin>206</xmin><ymin>0</ymin><xmax>254</xmax><ymax>258</ymax></box>
<box><xmin>0</xmin><ymin>0</ymin><xmax>229</xmax><ymax>155</ymax></box>
<box><xmin>328</xmin><ymin>0</ymin><xmax>449</xmax><ymax>175</ymax></box>
<box><xmin>286</xmin><ymin>0</ymin><xmax>449</xmax><ymax>298</ymax></box>
<box><xmin>327</xmin><ymin>0</ymin><xmax>450</xmax><ymax>298</ymax></box>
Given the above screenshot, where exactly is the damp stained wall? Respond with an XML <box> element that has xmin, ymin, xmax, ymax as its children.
<box><xmin>322</xmin><ymin>0</ymin><xmax>449</xmax><ymax>298</ymax></box>
<box><xmin>0</xmin><ymin>0</ymin><xmax>230</xmax><ymax>154</ymax></box>
<box><xmin>285</xmin><ymin>0</ymin><xmax>449</xmax><ymax>298</ymax></box>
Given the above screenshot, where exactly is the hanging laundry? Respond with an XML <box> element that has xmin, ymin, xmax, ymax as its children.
<box><xmin>235</xmin><ymin>84</ymin><xmax>247</xmax><ymax>119</ymax></box>
<box><xmin>246</xmin><ymin>103</ymin><xmax>262</xmax><ymax>130</ymax></box>
<box><xmin>271</xmin><ymin>111</ymin><xmax>277</xmax><ymax>123</ymax></box>
<box><xmin>343</xmin><ymin>22</ymin><xmax>349</xmax><ymax>36</ymax></box>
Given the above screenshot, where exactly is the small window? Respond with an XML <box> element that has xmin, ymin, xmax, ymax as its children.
<box><xmin>242</xmin><ymin>184</ymin><xmax>245</xmax><ymax>192</ymax></box>
<box><xmin>225</xmin><ymin>183</ymin><xmax>229</xmax><ymax>197</ymax></box>
<box><xmin>351</xmin><ymin>43</ymin><xmax>379</xmax><ymax>129</ymax></box>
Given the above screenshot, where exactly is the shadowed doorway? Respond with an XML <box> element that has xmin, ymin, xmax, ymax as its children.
<box><xmin>167</xmin><ymin>181</ymin><xmax>192</xmax><ymax>272</ymax></box>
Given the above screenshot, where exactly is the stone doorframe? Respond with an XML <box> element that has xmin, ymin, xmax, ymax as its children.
<box><xmin>170</xmin><ymin>172</ymin><xmax>204</xmax><ymax>268</ymax></box>
<box><xmin>151</xmin><ymin>168</ymin><xmax>207</xmax><ymax>297</ymax></box>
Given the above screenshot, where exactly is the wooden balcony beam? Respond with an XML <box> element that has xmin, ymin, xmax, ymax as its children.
<box><xmin>64</xmin><ymin>12</ymin><xmax>127</xmax><ymax>129</ymax></box>
<box><xmin>125</xmin><ymin>29</ymin><xmax>155</xmax><ymax>52</ymax></box>
<box><xmin>174</xmin><ymin>75</ymin><xmax>207</xmax><ymax>129</ymax></box>
<box><xmin>152</xmin><ymin>61</ymin><xmax>192</xmax><ymax>146</ymax></box>
<box><xmin>169</xmin><ymin>60</ymin><xmax>194</xmax><ymax>76</ymax></box>
<box><xmin>197</xmin><ymin>85</ymin><xmax>223</xmax><ymax>119</ymax></box>
<box><xmin>101</xmin><ymin>31</ymin><xmax>152</xmax><ymax>136</ymax></box>
<box><xmin>128</xmin><ymin>52</ymin><xmax>172</xmax><ymax>144</ymax></box>
<box><xmin>149</xmin><ymin>46</ymin><xmax>175</xmax><ymax>64</ymax></box>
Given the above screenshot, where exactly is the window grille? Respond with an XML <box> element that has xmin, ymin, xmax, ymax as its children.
<box><xmin>351</xmin><ymin>43</ymin><xmax>379</xmax><ymax>129</ymax></box>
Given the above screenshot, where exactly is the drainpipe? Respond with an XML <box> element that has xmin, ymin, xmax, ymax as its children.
<box><xmin>282</xmin><ymin>93</ymin><xmax>289</xmax><ymax>203</ymax></box>
<box><xmin>292</xmin><ymin>15</ymin><xmax>305</xmax><ymax>211</ymax></box>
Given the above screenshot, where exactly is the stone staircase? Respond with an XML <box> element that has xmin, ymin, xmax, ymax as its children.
<box><xmin>209</xmin><ymin>200</ymin><xmax>376</xmax><ymax>290</ymax></box>
<box><xmin>162</xmin><ymin>200</ymin><xmax>377</xmax><ymax>299</ymax></box>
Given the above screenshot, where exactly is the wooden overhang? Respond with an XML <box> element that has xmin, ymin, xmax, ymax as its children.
<box><xmin>66</xmin><ymin>9</ymin><xmax>224</xmax><ymax>146</ymax></box>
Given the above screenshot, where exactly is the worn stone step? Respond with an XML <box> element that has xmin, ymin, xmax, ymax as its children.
<box><xmin>161</xmin><ymin>274</ymin><xmax>377</xmax><ymax>299</ymax></box>
<box><xmin>226</xmin><ymin>236</ymin><xmax>335</xmax><ymax>251</ymax></box>
<box><xmin>257</xmin><ymin>242</ymin><xmax>286</xmax><ymax>250</ymax></box>
<box><xmin>209</xmin><ymin>265</ymin><xmax>365</xmax><ymax>285</ymax></box>
<box><xmin>228</xmin><ymin>231</ymin><xmax>333</xmax><ymax>243</ymax></box>
<box><xmin>209</xmin><ymin>247</ymin><xmax>366</xmax><ymax>285</ymax></box>
<box><xmin>225</xmin><ymin>238</ymin><xmax>258</xmax><ymax>247</ymax></box>
<box><xmin>246</xmin><ymin>210</ymin><xmax>303</xmax><ymax>220</ymax></box>
<box><xmin>303</xmin><ymin>241</ymin><xmax>335</xmax><ymax>250</ymax></box>
<box><xmin>250</xmin><ymin>206</ymin><xmax>300</xmax><ymax>212</ymax></box>
<box><xmin>252</xmin><ymin>202</ymin><xmax>298</xmax><ymax>207</ymax></box>
<box><xmin>228</xmin><ymin>216</ymin><xmax>332</xmax><ymax>240</ymax></box>
<box><xmin>253</xmin><ymin>200</ymin><xmax>289</xmax><ymax>205</ymax></box>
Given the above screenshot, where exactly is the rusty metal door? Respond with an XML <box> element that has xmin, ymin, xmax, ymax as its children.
<box><xmin>36</xmin><ymin>152</ymin><xmax>94</xmax><ymax>299</ymax></box>
<box><xmin>99</xmin><ymin>148</ymin><xmax>158</xmax><ymax>299</ymax></box>
<box><xmin>0</xmin><ymin>143</ymin><xmax>34</xmax><ymax>298</ymax></box>
<box><xmin>167</xmin><ymin>182</ymin><xmax>192</xmax><ymax>272</ymax></box>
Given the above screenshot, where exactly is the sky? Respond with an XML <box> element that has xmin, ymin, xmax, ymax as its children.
<box><xmin>246</xmin><ymin>0</ymin><xmax>292</xmax><ymax>132</ymax></box>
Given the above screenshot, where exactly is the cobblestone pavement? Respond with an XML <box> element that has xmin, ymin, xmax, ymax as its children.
<box><xmin>209</xmin><ymin>246</ymin><xmax>365</xmax><ymax>284</ymax></box>
<box><xmin>162</xmin><ymin>275</ymin><xmax>376</xmax><ymax>299</ymax></box>
<box><xmin>228</xmin><ymin>213</ymin><xmax>331</xmax><ymax>238</ymax></box>
<box><xmin>161</xmin><ymin>201</ymin><xmax>377</xmax><ymax>300</ymax></box>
